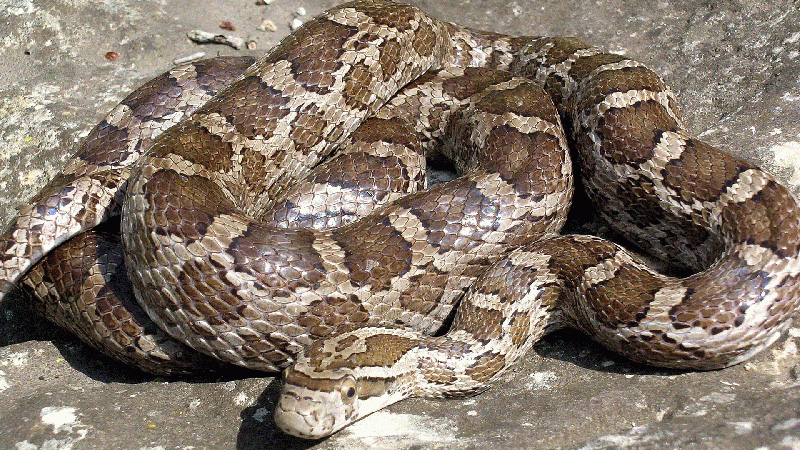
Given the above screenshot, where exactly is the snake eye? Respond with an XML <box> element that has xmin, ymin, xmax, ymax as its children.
<box><xmin>340</xmin><ymin>375</ymin><xmax>357</xmax><ymax>403</ymax></box>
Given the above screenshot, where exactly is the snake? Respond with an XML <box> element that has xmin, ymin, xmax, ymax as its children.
<box><xmin>1</xmin><ymin>0</ymin><xmax>799</xmax><ymax>440</ymax></box>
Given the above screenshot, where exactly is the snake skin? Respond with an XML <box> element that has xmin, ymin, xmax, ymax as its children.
<box><xmin>1</xmin><ymin>0</ymin><xmax>799</xmax><ymax>439</ymax></box>
<box><xmin>8</xmin><ymin>56</ymin><xmax>257</xmax><ymax>375</ymax></box>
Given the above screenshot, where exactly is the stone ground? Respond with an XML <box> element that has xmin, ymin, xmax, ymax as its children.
<box><xmin>2</xmin><ymin>0</ymin><xmax>800</xmax><ymax>449</ymax></box>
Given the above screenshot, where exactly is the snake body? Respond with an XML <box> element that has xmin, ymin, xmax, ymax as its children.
<box><xmin>1</xmin><ymin>0</ymin><xmax>799</xmax><ymax>439</ymax></box>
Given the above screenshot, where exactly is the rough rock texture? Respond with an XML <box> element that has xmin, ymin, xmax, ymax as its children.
<box><xmin>1</xmin><ymin>0</ymin><xmax>800</xmax><ymax>449</ymax></box>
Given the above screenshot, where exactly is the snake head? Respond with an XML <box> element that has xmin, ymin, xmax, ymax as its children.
<box><xmin>273</xmin><ymin>364</ymin><xmax>361</xmax><ymax>439</ymax></box>
<box><xmin>273</xmin><ymin>328</ymin><xmax>419</xmax><ymax>439</ymax></box>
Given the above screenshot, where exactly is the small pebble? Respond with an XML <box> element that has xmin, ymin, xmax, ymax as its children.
<box><xmin>220</xmin><ymin>21</ymin><xmax>236</xmax><ymax>31</ymax></box>
<box><xmin>258</xmin><ymin>19</ymin><xmax>277</xmax><ymax>32</ymax></box>
<box><xmin>187</xmin><ymin>29</ymin><xmax>245</xmax><ymax>49</ymax></box>
<box><xmin>255</xmin><ymin>0</ymin><xmax>273</xmax><ymax>4</ymax></box>
<box><xmin>246</xmin><ymin>40</ymin><xmax>257</xmax><ymax>50</ymax></box>
<box><xmin>104</xmin><ymin>51</ymin><xmax>118</xmax><ymax>61</ymax></box>
<box><xmin>173</xmin><ymin>52</ymin><xmax>206</xmax><ymax>65</ymax></box>
<box><xmin>297</xmin><ymin>6</ymin><xmax>306</xmax><ymax>15</ymax></box>
<box><xmin>290</xmin><ymin>18</ymin><xmax>303</xmax><ymax>30</ymax></box>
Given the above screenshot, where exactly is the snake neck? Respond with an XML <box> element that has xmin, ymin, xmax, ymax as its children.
<box><xmin>273</xmin><ymin>328</ymin><xmax>484</xmax><ymax>439</ymax></box>
<box><xmin>275</xmin><ymin>289</ymin><xmax>557</xmax><ymax>439</ymax></box>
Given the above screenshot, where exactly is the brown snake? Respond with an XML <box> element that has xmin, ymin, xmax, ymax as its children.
<box><xmin>1</xmin><ymin>0</ymin><xmax>799</xmax><ymax>439</ymax></box>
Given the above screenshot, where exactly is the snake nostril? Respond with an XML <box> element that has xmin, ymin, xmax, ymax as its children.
<box><xmin>295</xmin><ymin>397</ymin><xmax>318</xmax><ymax>416</ymax></box>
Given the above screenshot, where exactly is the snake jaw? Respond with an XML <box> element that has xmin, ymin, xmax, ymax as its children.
<box><xmin>274</xmin><ymin>378</ymin><xmax>411</xmax><ymax>439</ymax></box>
<box><xmin>274</xmin><ymin>352</ymin><xmax>413</xmax><ymax>439</ymax></box>
<box><xmin>274</xmin><ymin>364</ymin><xmax>360</xmax><ymax>439</ymax></box>
<box><xmin>274</xmin><ymin>385</ymin><xmax>346</xmax><ymax>439</ymax></box>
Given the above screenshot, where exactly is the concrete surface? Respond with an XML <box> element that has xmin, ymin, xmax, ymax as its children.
<box><xmin>2</xmin><ymin>0</ymin><xmax>800</xmax><ymax>449</ymax></box>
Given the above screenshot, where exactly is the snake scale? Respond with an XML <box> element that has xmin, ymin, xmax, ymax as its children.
<box><xmin>1</xmin><ymin>0</ymin><xmax>799</xmax><ymax>439</ymax></box>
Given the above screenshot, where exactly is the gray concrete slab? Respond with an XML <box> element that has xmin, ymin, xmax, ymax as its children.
<box><xmin>1</xmin><ymin>0</ymin><xmax>799</xmax><ymax>449</ymax></box>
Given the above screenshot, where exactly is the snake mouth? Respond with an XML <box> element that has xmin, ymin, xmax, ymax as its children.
<box><xmin>273</xmin><ymin>389</ymin><xmax>344</xmax><ymax>439</ymax></box>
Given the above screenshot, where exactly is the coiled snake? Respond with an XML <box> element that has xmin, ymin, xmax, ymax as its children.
<box><xmin>1</xmin><ymin>0</ymin><xmax>799</xmax><ymax>440</ymax></box>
